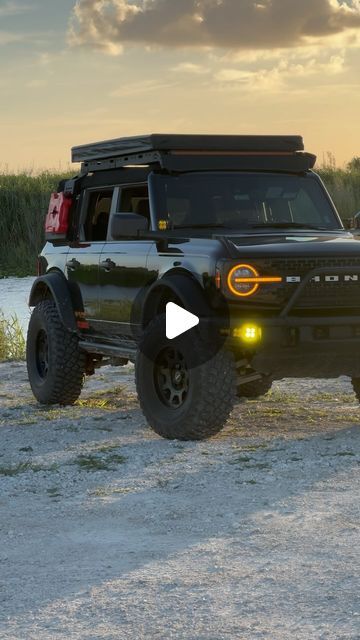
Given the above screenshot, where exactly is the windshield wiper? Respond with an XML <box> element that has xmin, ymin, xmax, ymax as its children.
<box><xmin>251</xmin><ymin>222</ymin><xmax>328</xmax><ymax>230</ymax></box>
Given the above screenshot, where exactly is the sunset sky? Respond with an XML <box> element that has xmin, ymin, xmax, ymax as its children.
<box><xmin>0</xmin><ymin>0</ymin><xmax>359</xmax><ymax>171</ymax></box>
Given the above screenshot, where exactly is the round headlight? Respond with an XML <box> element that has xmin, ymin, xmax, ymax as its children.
<box><xmin>227</xmin><ymin>264</ymin><xmax>260</xmax><ymax>297</ymax></box>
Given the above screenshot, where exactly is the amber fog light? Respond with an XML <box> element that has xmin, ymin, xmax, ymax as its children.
<box><xmin>233</xmin><ymin>324</ymin><xmax>263</xmax><ymax>344</ymax></box>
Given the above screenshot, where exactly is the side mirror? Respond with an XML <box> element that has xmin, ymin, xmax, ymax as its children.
<box><xmin>110</xmin><ymin>212</ymin><xmax>149</xmax><ymax>239</ymax></box>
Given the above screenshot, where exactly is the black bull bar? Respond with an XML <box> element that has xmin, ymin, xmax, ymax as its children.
<box><xmin>235</xmin><ymin>265</ymin><xmax>360</xmax><ymax>378</ymax></box>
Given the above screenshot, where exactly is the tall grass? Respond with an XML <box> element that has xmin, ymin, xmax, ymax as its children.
<box><xmin>0</xmin><ymin>166</ymin><xmax>359</xmax><ymax>277</ymax></box>
<box><xmin>318</xmin><ymin>168</ymin><xmax>360</xmax><ymax>220</ymax></box>
<box><xmin>0</xmin><ymin>171</ymin><xmax>72</xmax><ymax>277</ymax></box>
<box><xmin>0</xmin><ymin>312</ymin><xmax>25</xmax><ymax>361</ymax></box>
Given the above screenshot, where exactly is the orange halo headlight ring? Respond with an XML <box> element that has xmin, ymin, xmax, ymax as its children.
<box><xmin>227</xmin><ymin>264</ymin><xmax>282</xmax><ymax>298</ymax></box>
<box><xmin>227</xmin><ymin>264</ymin><xmax>260</xmax><ymax>297</ymax></box>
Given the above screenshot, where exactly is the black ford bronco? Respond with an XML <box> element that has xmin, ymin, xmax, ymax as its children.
<box><xmin>26</xmin><ymin>134</ymin><xmax>360</xmax><ymax>440</ymax></box>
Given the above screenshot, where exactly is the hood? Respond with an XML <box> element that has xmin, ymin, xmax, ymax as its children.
<box><xmin>223</xmin><ymin>230</ymin><xmax>360</xmax><ymax>259</ymax></box>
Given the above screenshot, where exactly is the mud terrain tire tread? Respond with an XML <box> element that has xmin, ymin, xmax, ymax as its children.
<box><xmin>27</xmin><ymin>300</ymin><xmax>85</xmax><ymax>406</ymax></box>
<box><xmin>135</xmin><ymin>316</ymin><xmax>236</xmax><ymax>441</ymax></box>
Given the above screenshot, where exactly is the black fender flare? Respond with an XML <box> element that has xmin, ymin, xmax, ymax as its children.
<box><xmin>28</xmin><ymin>272</ymin><xmax>83</xmax><ymax>333</ymax></box>
<box><xmin>142</xmin><ymin>272</ymin><xmax>212</xmax><ymax>327</ymax></box>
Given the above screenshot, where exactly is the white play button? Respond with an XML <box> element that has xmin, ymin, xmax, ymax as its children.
<box><xmin>166</xmin><ymin>302</ymin><xmax>200</xmax><ymax>340</ymax></box>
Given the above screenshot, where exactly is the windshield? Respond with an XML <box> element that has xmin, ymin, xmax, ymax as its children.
<box><xmin>150</xmin><ymin>172</ymin><xmax>341</xmax><ymax>231</ymax></box>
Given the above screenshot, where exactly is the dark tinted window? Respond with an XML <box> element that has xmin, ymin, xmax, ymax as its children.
<box><xmin>151</xmin><ymin>173</ymin><xmax>340</xmax><ymax>230</ymax></box>
<box><xmin>118</xmin><ymin>185</ymin><xmax>150</xmax><ymax>221</ymax></box>
<box><xmin>83</xmin><ymin>189</ymin><xmax>114</xmax><ymax>241</ymax></box>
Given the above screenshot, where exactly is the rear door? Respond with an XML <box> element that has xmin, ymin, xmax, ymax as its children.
<box><xmin>66</xmin><ymin>187</ymin><xmax>115</xmax><ymax>331</ymax></box>
<box><xmin>97</xmin><ymin>184</ymin><xmax>156</xmax><ymax>338</ymax></box>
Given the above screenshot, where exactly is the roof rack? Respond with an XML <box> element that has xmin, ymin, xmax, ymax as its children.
<box><xmin>72</xmin><ymin>134</ymin><xmax>315</xmax><ymax>175</ymax></box>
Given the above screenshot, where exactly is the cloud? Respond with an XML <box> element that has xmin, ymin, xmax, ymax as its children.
<box><xmin>69</xmin><ymin>0</ymin><xmax>360</xmax><ymax>54</ymax></box>
<box><xmin>214</xmin><ymin>52</ymin><xmax>347</xmax><ymax>91</ymax></box>
<box><xmin>0</xmin><ymin>30</ymin><xmax>25</xmax><ymax>44</ymax></box>
<box><xmin>0</xmin><ymin>1</ymin><xmax>34</xmax><ymax>17</ymax></box>
<box><xmin>171</xmin><ymin>62</ymin><xmax>209</xmax><ymax>74</ymax></box>
<box><xmin>111</xmin><ymin>78</ymin><xmax>178</xmax><ymax>97</ymax></box>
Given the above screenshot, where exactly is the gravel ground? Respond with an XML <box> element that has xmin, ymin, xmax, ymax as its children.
<box><xmin>0</xmin><ymin>362</ymin><xmax>359</xmax><ymax>639</ymax></box>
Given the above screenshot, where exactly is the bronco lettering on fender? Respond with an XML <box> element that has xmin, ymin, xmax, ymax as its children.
<box><xmin>286</xmin><ymin>275</ymin><xmax>360</xmax><ymax>283</ymax></box>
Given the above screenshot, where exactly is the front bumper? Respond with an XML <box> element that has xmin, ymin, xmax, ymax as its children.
<box><xmin>228</xmin><ymin>315</ymin><xmax>360</xmax><ymax>378</ymax></box>
<box><xmin>225</xmin><ymin>263</ymin><xmax>360</xmax><ymax>378</ymax></box>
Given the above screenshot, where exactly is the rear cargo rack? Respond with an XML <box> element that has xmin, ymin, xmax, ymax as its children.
<box><xmin>72</xmin><ymin>134</ymin><xmax>316</xmax><ymax>175</ymax></box>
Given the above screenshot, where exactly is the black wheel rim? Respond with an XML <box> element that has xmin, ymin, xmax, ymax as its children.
<box><xmin>154</xmin><ymin>347</ymin><xmax>189</xmax><ymax>408</ymax></box>
<box><xmin>35</xmin><ymin>329</ymin><xmax>49</xmax><ymax>379</ymax></box>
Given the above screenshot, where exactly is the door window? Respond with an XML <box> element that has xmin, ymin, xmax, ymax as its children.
<box><xmin>83</xmin><ymin>189</ymin><xmax>114</xmax><ymax>241</ymax></box>
<box><xmin>118</xmin><ymin>186</ymin><xmax>150</xmax><ymax>222</ymax></box>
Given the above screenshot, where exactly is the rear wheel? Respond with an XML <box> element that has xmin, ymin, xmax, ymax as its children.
<box><xmin>135</xmin><ymin>316</ymin><xmax>236</xmax><ymax>440</ymax></box>
<box><xmin>27</xmin><ymin>300</ymin><xmax>85</xmax><ymax>405</ymax></box>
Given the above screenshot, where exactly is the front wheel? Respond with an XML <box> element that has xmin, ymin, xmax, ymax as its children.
<box><xmin>135</xmin><ymin>316</ymin><xmax>236</xmax><ymax>441</ymax></box>
<box><xmin>27</xmin><ymin>300</ymin><xmax>85</xmax><ymax>405</ymax></box>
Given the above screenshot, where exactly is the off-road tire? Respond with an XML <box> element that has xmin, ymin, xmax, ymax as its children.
<box><xmin>27</xmin><ymin>300</ymin><xmax>85</xmax><ymax>405</ymax></box>
<box><xmin>351</xmin><ymin>377</ymin><xmax>360</xmax><ymax>403</ymax></box>
<box><xmin>135</xmin><ymin>316</ymin><xmax>236</xmax><ymax>441</ymax></box>
<box><xmin>237</xmin><ymin>374</ymin><xmax>273</xmax><ymax>399</ymax></box>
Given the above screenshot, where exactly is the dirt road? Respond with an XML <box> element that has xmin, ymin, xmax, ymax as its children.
<box><xmin>0</xmin><ymin>362</ymin><xmax>359</xmax><ymax>639</ymax></box>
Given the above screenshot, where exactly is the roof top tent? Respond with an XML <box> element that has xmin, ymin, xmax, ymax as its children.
<box><xmin>72</xmin><ymin>134</ymin><xmax>316</xmax><ymax>175</ymax></box>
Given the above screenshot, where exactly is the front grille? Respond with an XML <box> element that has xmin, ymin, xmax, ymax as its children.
<box><xmin>269</xmin><ymin>257</ymin><xmax>360</xmax><ymax>310</ymax></box>
<box><xmin>295</xmin><ymin>283</ymin><xmax>360</xmax><ymax>309</ymax></box>
<box><xmin>270</xmin><ymin>256</ymin><xmax>360</xmax><ymax>271</ymax></box>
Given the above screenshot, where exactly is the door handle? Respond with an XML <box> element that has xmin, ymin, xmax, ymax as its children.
<box><xmin>100</xmin><ymin>258</ymin><xmax>116</xmax><ymax>272</ymax></box>
<box><xmin>66</xmin><ymin>258</ymin><xmax>80</xmax><ymax>270</ymax></box>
